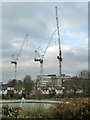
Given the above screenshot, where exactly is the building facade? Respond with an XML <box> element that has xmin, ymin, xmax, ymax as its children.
<box><xmin>36</xmin><ymin>74</ymin><xmax>59</xmax><ymax>89</ymax></box>
<box><xmin>36</xmin><ymin>74</ymin><xmax>67</xmax><ymax>95</ymax></box>
<box><xmin>0</xmin><ymin>83</ymin><xmax>25</xmax><ymax>99</ymax></box>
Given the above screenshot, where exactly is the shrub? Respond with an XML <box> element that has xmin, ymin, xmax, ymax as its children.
<box><xmin>2</xmin><ymin>104</ymin><xmax>23</xmax><ymax>118</ymax></box>
<box><xmin>51</xmin><ymin>99</ymin><xmax>90</xmax><ymax>120</ymax></box>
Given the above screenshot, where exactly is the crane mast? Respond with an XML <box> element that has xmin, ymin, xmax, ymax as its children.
<box><xmin>34</xmin><ymin>29</ymin><xmax>56</xmax><ymax>75</ymax></box>
<box><xmin>34</xmin><ymin>51</ymin><xmax>43</xmax><ymax>75</ymax></box>
<box><xmin>55</xmin><ymin>6</ymin><xmax>62</xmax><ymax>87</ymax></box>
<box><xmin>11</xmin><ymin>34</ymin><xmax>28</xmax><ymax>80</ymax></box>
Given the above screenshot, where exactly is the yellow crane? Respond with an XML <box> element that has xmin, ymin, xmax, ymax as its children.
<box><xmin>55</xmin><ymin>6</ymin><xmax>62</xmax><ymax>87</ymax></box>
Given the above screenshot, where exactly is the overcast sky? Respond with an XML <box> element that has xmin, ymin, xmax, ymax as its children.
<box><xmin>1</xmin><ymin>2</ymin><xmax>88</xmax><ymax>83</ymax></box>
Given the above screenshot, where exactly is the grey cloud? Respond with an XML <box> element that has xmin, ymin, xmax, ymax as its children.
<box><xmin>63</xmin><ymin>47</ymin><xmax>88</xmax><ymax>63</ymax></box>
<box><xmin>2</xmin><ymin>2</ymin><xmax>88</xmax><ymax>82</ymax></box>
<box><xmin>44</xmin><ymin>45</ymin><xmax>88</xmax><ymax>75</ymax></box>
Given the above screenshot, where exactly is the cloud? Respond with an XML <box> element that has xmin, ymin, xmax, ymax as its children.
<box><xmin>1</xmin><ymin>0</ymin><xmax>89</xmax><ymax>2</ymax></box>
<box><xmin>66</xmin><ymin>31</ymin><xmax>86</xmax><ymax>38</ymax></box>
<box><xmin>2</xmin><ymin>2</ymin><xmax>88</xmax><ymax>82</ymax></box>
<box><xmin>43</xmin><ymin>45</ymin><xmax>88</xmax><ymax>74</ymax></box>
<box><xmin>59</xmin><ymin>2</ymin><xmax>88</xmax><ymax>30</ymax></box>
<box><xmin>84</xmin><ymin>37</ymin><xmax>88</xmax><ymax>44</ymax></box>
<box><xmin>2</xmin><ymin>44</ymin><xmax>88</xmax><ymax>82</ymax></box>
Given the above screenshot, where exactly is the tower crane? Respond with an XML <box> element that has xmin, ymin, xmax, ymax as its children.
<box><xmin>11</xmin><ymin>34</ymin><xmax>28</xmax><ymax>80</ymax></box>
<box><xmin>34</xmin><ymin>30</ymin><xmax>56</xmax><ymax>75</ymax></box>
<box><xmin>55</xmin><ymin>6</ymin><xmax>62</xmax><ymax>87</ymax></box>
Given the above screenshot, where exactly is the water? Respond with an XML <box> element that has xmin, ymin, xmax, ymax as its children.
<box><xmin>1</xmin><ymin>99</ymin><xmax>63</xmax><ymax>108</ymax></box>
<box><xmin>2</xmin><ymin>102</ymin><xmax>52</xmax><ymax>108</ymax></box>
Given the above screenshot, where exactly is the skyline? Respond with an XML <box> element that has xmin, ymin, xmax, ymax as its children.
<box><xmin>2</xmin><ymin>2</ymin><xmax>88</xmax><ymax>82</ymax></box>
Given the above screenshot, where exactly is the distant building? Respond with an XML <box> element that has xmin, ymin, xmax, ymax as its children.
<box><xmin>36</xmin><ymin>74</ymin><xmax>59</xmax><ymax>89</ymax></box>
<box><xmin>36</xmin><ymin>74</ymin><xmax>71</xmax><ymax>95</ymax></box>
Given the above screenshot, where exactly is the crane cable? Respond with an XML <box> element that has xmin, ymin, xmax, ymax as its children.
<box><xmin>42</xmin><ymin>29</ymin><xmax>57</xmax><ymax>58</ymax></box>
<box><xmin>34</xmin><ymin>29</ymin><xmax>56</xmax><ymax>59</ymax></box>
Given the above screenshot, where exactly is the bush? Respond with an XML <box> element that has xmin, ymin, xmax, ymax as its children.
<box><xmin>50</xmin><ymin>99</ymin><xmax>90</xmax><ymax>120</ymax></box>
<box><xmin>2</xmin><ymin>104</ymin><xmax>23</xmax><ymax>118</ymax></box>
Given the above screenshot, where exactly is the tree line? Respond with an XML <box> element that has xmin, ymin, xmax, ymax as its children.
<box><xmin>8</xmin><ymin>75</ymin><xmax>34</xmax><ymax>98</ymax></box>
<box><xmin>3</xmin><ymin>70</ymin><xmax>90</xmax><ymax>99</ymax></box>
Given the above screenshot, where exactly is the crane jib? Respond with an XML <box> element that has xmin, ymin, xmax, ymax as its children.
<box><xmin>34</xmin><ymin>29</ymin><xmax>56</xmax><ymax>75</ymax></box>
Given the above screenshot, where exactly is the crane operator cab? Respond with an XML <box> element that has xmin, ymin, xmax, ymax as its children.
<box><xmin>11</xmin><ymin>61</ymin><xmax>17</xmax><ymax>65</ymax></box>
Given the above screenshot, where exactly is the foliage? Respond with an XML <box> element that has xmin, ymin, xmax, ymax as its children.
<box><xmin>23</xmin><ymin>75</ymin><xmax>34</xmax><ymax>95</ymax></box>
<box><xmin>2</xmin><ymin>104</ymin><xmax>23</xmax><ymax>118</ymax></box>
<box><xmin>10</xmin><ymin>79</ymin><xmax>17</xmax><ymax>87</ymax></box>
<box><xmin>64</xmin><ymin>77</ymin><xmax>89</xmax><ymax>98</ymax></box>
<box><xmin>17</xmin><ymin>107</ymin><xmax>31</xmax><ymax>118</ymax></box>
<box><xmin>2</xmin><ymin>99</ymin><xmax>90</xmax><ymax>119</ymax></box>
<box><xmin>78</xmin><ymin>70</ymin><xmax>90</xmax><ymax>97</ymax></box>
<box><xmin>50</xmin><ymin>99</ymin><xmax>90</xmax><ymax>120</ymax></box>
<box><xmin>7</xmin><ymin>75</ymin><xmax>34</xmax><ymax>98</ymax></box>
<box><xmin>17</xmin><ymin>104</ymin><xmax>52</xmax><ymax>118</ymax></box>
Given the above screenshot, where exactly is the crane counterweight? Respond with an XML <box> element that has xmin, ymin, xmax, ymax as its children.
<box><xmin>11</xmin><ymin>61</ymin><xmax>17</xmax><ymax>65</ymax></box>
<box><xmin>34</xmin><ymin>58</ymin><xmax>43</xmax><ymax>63</ymax></box>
